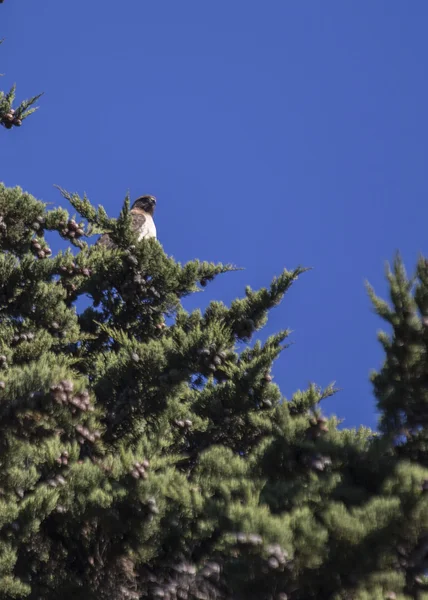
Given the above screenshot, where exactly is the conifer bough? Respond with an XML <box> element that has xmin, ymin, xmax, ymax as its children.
<box><xmin>0</xmin><ymin>3</ymin><xmax>42</xmax><ymax>130</ymax></box>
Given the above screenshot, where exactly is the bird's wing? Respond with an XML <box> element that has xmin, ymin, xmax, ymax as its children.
<box><xmin>96</xmin><ymin>232</ymin><xmax>116</xmax><ymax>248</ymax></box>
<box><xmin>96</xmin><ymin>211</ymin><xmax>156</xmax><ymax>247</ymax></box>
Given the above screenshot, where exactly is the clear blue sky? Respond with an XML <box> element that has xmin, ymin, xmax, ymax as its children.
<box><xmin>2</xmin><ymin>1</ymin><xmax>428</xmax><ymax>429</ymax></box>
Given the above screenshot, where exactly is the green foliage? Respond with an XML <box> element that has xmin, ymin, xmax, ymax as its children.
<box><xmin>2</xmin><ymin>182</ymin><xmax>428</xmax><ymax>600</ymax></box>
<box><xmin>0</xmin><ymin>9</ymin><xmax>42</xmax><ymax>131</ymax></box>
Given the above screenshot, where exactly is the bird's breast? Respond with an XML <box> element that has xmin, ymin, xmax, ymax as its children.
<box><xmin>137</xmin><ymin>215</ymin><xmax>157</xmax><ymax>240</ymax></box>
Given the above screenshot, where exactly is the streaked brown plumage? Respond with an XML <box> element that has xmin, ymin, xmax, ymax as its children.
<box><xmin>97</xmin><ymin>195</ymin><xmax>157</xmax><ymax>248</ymax></box>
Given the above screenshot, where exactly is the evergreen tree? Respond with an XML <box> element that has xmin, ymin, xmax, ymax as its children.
<box><xmin>2</xmin><ymin>184</ymin><xmax>428</xmax><ymax>600</ymax></box>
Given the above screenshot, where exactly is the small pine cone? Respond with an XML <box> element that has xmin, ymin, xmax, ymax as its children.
<box><xmin>184</xmin><ymin>419</ymin><xmax>192</xmax><ymax>428</ymax></box>
<box><xmin>131</xmin><ymin>352</ymin><xmax>140</xmax><ymax>363</ymax></box>
<box><xmin>13</xmin><ymin>118</ymin><xmax>22</xmax><ymax>127</ymax></box>
<box><xmin>213</xmin><ymin>355</ymin><xmax>222</xmax><ymax>366</ymax></box>
<box><xmin>268</xmin><ymin>557</ymin><xmax>279</xmax><ymax>570</ymax></box>
<box><xmin>131</xmin><ymin>469</ymin><xmax>140</xmax><ymax>479</ymax></box>
<box><xmin>60</xmin><ymin>379</ymin><xmax>73</xmax><ymax>392</ymax></box>
<box><xmin>248</xmin><ymin>534</ymin><xmax>263</xmax><ymax>545</ymax></box>
<box><xmin>47</xmin><ymin>479</ymin><xmax>58</xmax><ymax>488</ymax></box>
<box><xmin>82</xmin><ymin>268</ymin><xmax>91</xmax><ymax>277</ymax></box>
<box><xmin>68</xmin><ymin>220</ymin><xmax>78</xmax><ymax>231</ymax></box>
<box><xmin>200</xmin><ymin>278</ymin><xmax>208</xmax><ymax>287</ymax></box>
<box><xmin>0</xmin><ymin>381</ymin><xmax>5</xmax><ymax>390</ymax></box>
<box><xmin>236</xmin><ymin>533</ymin><xmax>248</xmax><ymax>544</ymax></box>
<box><xmin>141</xmin><ymin>459</ymin><xmax>150</xmax><ymax>469</ymax></box>
<box><xmin>311</xmin><ymin>458</ymin><xmax>325</xmax><ymax>471</ymax></box>
<box><xmin>55</xmin><ymin>391</ymin><xmax>68</xmax><ymax>404</ymax></box>
<box><xmin>310</xmin><ymin>454</ymin><xmax>331</xmax><ymax>471</ymax></box>
<box><xmin>202</xmin><ymin>561</ymin><xmax>221</xmax><ymax>578</ymax></box>
<box><xmin>126</xmin><ymin>255</ymin><xmax>138</xmax><ymax>266</ymax></box>
<box><xmin>31</xmin><ymin>222</ymin><xmax>41</xmax><ymax>231</ymax></box>
<box><xmin>263</xmin><ymin>373</ymin><xmax>273</xmax><ymax>382</ymax></box>
<box><xmin>198</xmin><ymin>348</ymin><xmax>211</xmax><ymax>357</ymax></box>
<box><xmin>0</xmin><ymin>355</ymin><xmax>6</xmax><ymax>363</ymax></box>
<box><xmin>175</xmin><ymin>420</ymin><xmax>185</xmax><ymax>428</ymax></box>
<box><xmin>81</xmin><ymin>390</ymin><xmax>90</xmax><ymax>403</ymax></box>
<box><xmin>69</xmin><ymin>396</ymin><xmax>80</xmax><ymax>406</ymax></box>
<box><xmin>33</xmin><ymin>242</ymin><xmax>42</xmax><ymax>251</ymax></box>
<box><xmin>38</xmin><ymin>251</ymin><xmax>46</xmax><ymax>259</ymax></box>
<box><xmin>45</xmin><ymin>248</ymin><xmax>52</xmax><ymax>256</ymax></box>
<box><xmin>76</xmin><ymin>228</ymin><xmax>84</xmax><ymax>237</ymax></box>
<box><xmin>236</xmin><ymin>318</ymin><xmax>255</xmax><ymax>338</ymax></box>
<box><xmin>56</xmin><ymin>475</ymin><xmax>66</xmax><ymax>486</ymax></box>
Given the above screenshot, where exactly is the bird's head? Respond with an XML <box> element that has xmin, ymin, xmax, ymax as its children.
<box><xmin>132</xmin><ymin>195</ymin><xmax>157</xmax><ymax>215</ymax></box>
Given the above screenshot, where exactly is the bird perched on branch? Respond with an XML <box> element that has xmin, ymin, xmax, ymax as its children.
<box><xmin>97</xmin><ymin>195</ymin><xmax>157</xmax><ymax>249</ymax></box>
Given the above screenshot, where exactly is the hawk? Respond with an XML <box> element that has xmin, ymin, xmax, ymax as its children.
<box><xmin>97</xmin><ymin>195</ymin><xmax>157</xmax><ymax>248</ymax></box>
